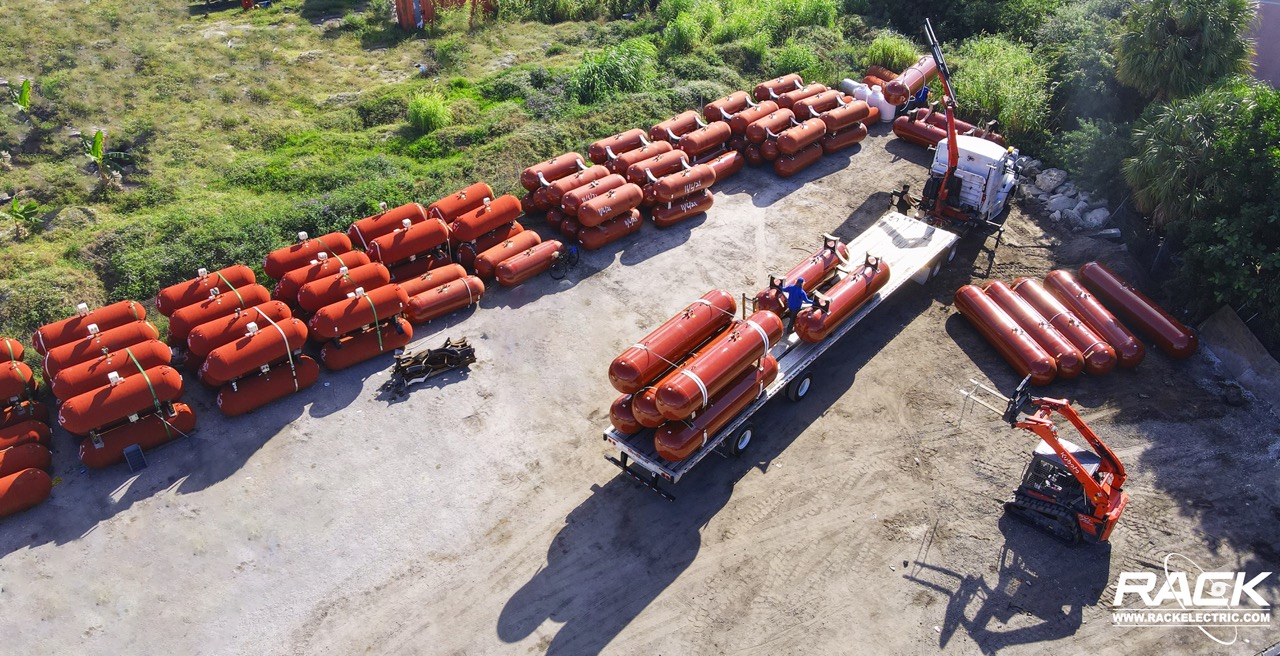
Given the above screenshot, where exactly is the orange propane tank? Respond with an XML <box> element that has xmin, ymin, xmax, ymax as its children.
<box><xmin>1078</xmin><ymin>261</ymin><xmax>1198</xmax><ymax>360</ymax></box>
<box><xmin>728</xmin><ymin>101</ymin><xmax>780</xmax><ymax>135</ymax></box>
<box><xmin>653</xmin><ymin>164</ymin><xmax>717</xmax><ymax>203</ymax></box>
<box><xmin>319</xmin><ymin>317</ymin><xmax>413</xmax><ymax>370</ymax></box>
<box><xmin>653</xmin><ymin>310</ymin><xmax>783</xmax><ymax>421</ymax></box>
<box><xmin>406</xmin><ymin>277</ymin><xmax>485</xmax><ymax>324</ymax></box>
<box><xmin>820</xmin><ymin>123</ymin><xmax>869</xmax><ymax>154</ymax></box>
<box><xmin>819</xmin><ymin>101</ymin><xmax>871</xmax><ymax>132</ymax></box>
<box><xmin>654</xmin><ymin>355</ymin><xmax>779</xmax><ymax>461</ymax></box>
<box><xmin>0</xmin><ymin>443</ymin><xmax>51</xmax><ymax>477</ymax></box>
<box><xmin>273</xmin><ymin>251</ymin><xmax>371</xmax><ymax>305</ymax></box>
<box><xmin>187</xmin><ymin>302</ymin><xmax>293</xmax><ymax>359</ymax></box>
<box><xmin>753</xmin><ymin>74</ymin><xmax>803</xmax><ymax>101</ymax></box>
<box><xmin>560</xmin><ymin>214</ymin><xmax>583</xmax><ymax>241</ymax></box>
<box><xmin>33</xmin><ymin>300</ymin><xmax>146</xmax><ymax>354</ymax></box>
<box><xmin>631</xmin><ymin>387</ymin><xmax>665</xmax><ymax>428</ymax></box>
<box><xmin>761</xmin><ymin>139</ymin><xmax>781</xmax><ymax>162</ymax></box>
<box><xmin>43</xmin><ymin>321</ymin><xmax>160</xmax><ymax>379</ymax></box>
<box><xmin>777</xmin><ymin>118</ymin><xmax>828</xmax><ymax>156</ymax></box>
<box><xmin>578</xmin><ymin>183</ymin><xmax>645</xmax><ymax>228</ymax></box>
<box><xmin>703</xmin><ymin>91</ymin><xmax>755</xmax><ymax>122</ymax></box>
<box><xmin>984</xmin><ymin>281</ymin><xmax>1084</xmax><ymax>380</ymax></box>
<box><xmin>387</xmin><ymin>251</ymin><xmax>453</xmax><ymax>281</ymax></box>
<box><xmin>795</xmin><ymin>258</ymin><xmax>891</xmax><ymax>343</ymax></box>
<box><xmin>475</xmin><ymin>231</ymin><xmax>543</xmax><ymax>280</ymax></box>
<box><xmin>892</xmin><ymin>113</ymin><xmax>948</xmax><ymax>148</ymax></box>
<box><xmin>650</xmin><ymin>111</ymin><xmax>704</xmax><ymax>143</ymax></box>
<box><xmin>545</xmin><ymin>165</ymin><xmax>611</xmax><ymax>206</ymax></box>
<box><xmin>793</xmin><ymin>91</ymin><xmax>854</xmax><ymax>118</ymax></box>
<box><xmin>58</xmin><ymin>365</ymin><xmax>185</xmax><ymax>436</ymax></box>
<box><xmin>217</xmin><ymin>355</ymin><xmax>319</xmax><ymax>416</ymax></box>
<box><xmin>0</xmin><ymin>360</ymin><xmax>36</xmax><ymax>401</ymax></box>
<box><xmin>867</xmin><ymin>65</ymin><xmax>899</xmax><ymax>81</ymax></box>
<box><xmin>626</xmin><ymin>150</ymin><xmax>690</xmax><ymax>186</ymax></box>
<box><xmin>609</xmin><ymin>289</ymin><xmax>737</xmax><ymax>394</ymax></box>
<box><xmin>774</xmin><ymin>143</ymin><xmax>824</xmax><ymax>177</ymax></box>
<box><xmin>449</xmin><ymin>195</ymin><xmax>523</xmax><ymax>244</ymax></box>
<box><xmin>745</xmin><ymin>109</ymin><xmax>797</xmax><ymax>144</ymax></box>
<box><xmin>777</xmin><ymin>83</ymin><xmax>827</xmax><ymax>110</ymax></box>
<box><xmin>156</xmin><ymin>265</ymin><xmax>257</xmax><ymax>317</ymax></box>
<box><xmin>677</xmin><ymin>122</ymin><xmax>732</xmax><ymax>158</ymax></box>
<box><xmin>579</xmin><ymin>209</ymin><xmax>643</xmax><ymax>250</ymax></box>
<box><xmin>884</xmin><ymin>56</ymin><xmax>938</xmax><ymax>106</ymax></box>
<box><xmin>589</xmin><ymin>129</ymin><xmax>651</xmax><ymax>164</ymax></box>
<box><xmin>297</xmin><ymin>263</ymin><xmax>392</xmax><ymax>313</ymax></box>
<box><xmin>0</xmin><ymin>337</ymin><xmax>22</xmax><ymax>363</ymax></box>
<box><xmin>263</xmin><ymin>231</ymin><xmax>354</xmax><ymax>280</ymax></box>
<box><xmin>495</xmin><ymin>240</ymin><xmax>564</xmax><ymax>288</ymax></box>
<box><xmin>200</xmin><ymin>317</ymin><xmax>308</xmax><ymax>386</ymax></box>
<box><xmin>0</xmin><ymin>420</ymin><xmax>51</xmax><ymax>450</ymax></box>
<box><xmin>545</xmin><ymin>208</ymin><xmax>566</xmax><ymax>232</ymax></box>
<box><xmin>562</xmin><ymin>174</ymin><xmax>628</xmax><ymax>217</ymax></box>
<box><xmin>706</xmin><ymin>151</ymin><xmax>745</xmax><ymax>181</ymax></box>
<box><xmin>744</xmin><ymin>143</ymin><xmax>764</xmax><ymax>166</ymax></box>
<box><xmin>0</xmin><ymin>468</ymin><xmax>52</xmax><ymax>518</ymax></box>
<box><xmin>862</xmin><ymin>74</ymin><xmax>887</xmax><ymax>89</ymax></box>
<box><xmin>368</xmin><ymin>217</ymin><xmax>449</xmax><ymax>266</ymax></box>
<box><xmin>348</xmin><ymin>202</ymin><xmax>430</xmax><ymax>249</ymax></box>
<box><xmin>51</xmin><ymin>340</ymin><xmax>173</xmax><ymax>400</ymax></box>
<box><xmin>652</xmin><ymin>190</ymin><xmax>713</xmax><ymax>228</ymax></box>
<box><xmin>167</xmin><ymin>284</ymin><xmax>272</xmax><ymax>346</ymax></box>
<box><xmin>755</xmin><ymin>239</ymin><xmax>851</xmax><ymax>315</ymax></box>
<box><xmin>426</xmin><ymin>182</ymin><xmax>495</xmax><ymax>224</ymax></box>
<box><xmin>1</xmin><ymin>400</ymin><xmax>50</xmax><ymax>430</ymax></box>
<box><xmin>609</xmin><ymin>393</ymin><xmax>644</xmax><ymax>434</ymax></box>
<box><xmin>455</xmin><ymin>222</ymin><xmax>525</xmax><ymax>271</ymax></box>
<box><xmin>521</xmin><ymin>153</ymin><xmax>585</xmax><ymax>192</ymax></box>
<box><xmin>396</xmin><ymin>263</ymin><xmax>468</xmax><ymax>297</ymax></box>
<box><xmin>954</xmin><ymin>285</ymin><xmax>1058</xmax><ymax>386</ymax></box>
<box><xmin>78</xmin><ymin>403</ymin><xmax>197</xmax><ymax>469</ymax></box>
<box><xmin>605</xmin><ymin>141</ymin><xmax>673</xmax><ymax>176</ymax></box>
<box><xmin>309</xmin><ymin>284</ymin><xmax>409</xmax><ymax>341</ymax></box>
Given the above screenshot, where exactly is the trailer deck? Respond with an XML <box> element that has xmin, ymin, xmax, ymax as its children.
<box><xmin>603</xmin><ymin>212</ymin><xmax>960</xmax><ymax>499</ymax></box>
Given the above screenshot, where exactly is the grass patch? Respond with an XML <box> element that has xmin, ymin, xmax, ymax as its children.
<box><xmin>408</xmin><ymin>94</ymin><xmax>453</xmax><ymax>134</ymax></box>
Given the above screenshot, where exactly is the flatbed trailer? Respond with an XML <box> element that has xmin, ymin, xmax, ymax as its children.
<box><xmin>602</xmin><ymin>212</ymin><xmax>960</xmax><ymax>500</ymax></box>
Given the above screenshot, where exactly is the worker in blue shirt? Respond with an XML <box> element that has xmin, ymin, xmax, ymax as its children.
<box><xmin>778</xmin><ymin>278</ymin><xmax>812</xmax><ymax>333</ymax></box>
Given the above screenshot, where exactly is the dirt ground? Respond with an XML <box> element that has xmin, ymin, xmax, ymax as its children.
<box><xmin>1</xmin><ymin>123</ymin><xmax>1278</xmax><ymax>656</ymax></box>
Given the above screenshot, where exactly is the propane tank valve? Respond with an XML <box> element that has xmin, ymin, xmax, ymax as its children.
<box><xmin>107</xmin><ymin>371</ymin><xmax>123</xmax><ymax>386</ymax></box>
<box><xmin>401</xmin><ymin>218</ymin><xmax>412</xmax><ymax>230</ymax></box>
<box><xmin>298</xmin><ymin>231</ymin><xmax>309</xmax><ymax>242</ymax></box>
<box><xmin>197</xmin><ymin>267</ymin><xmax>209</xmax><ymax>278</ymax></box>
<box><xmin>353</xmin><ymin>287</ymin><xmax>367</xmax><ymax>298</ymax></box>
<box><xmin>317</xmin><ymin>252</ymin><xmax>329</xmax><ymax>262</ymax></box>
<box><xmin>245</xmin><ymin>322</ymin><xmax>260</xmax><ymax>336</ymax></box>
<box><xmin>87</xmin><ymin>323</ymin><xmax>100</xmax><ymax>335</ymax></box>
<box><xmin>339</xmin><ymin>266</ymin><xmax>349</xmax><ymax>275</ymax></box>
<box><xmin>76</xmin><ymin>302</ymin><xmax>90</xmax><ymax>316</ymax></box>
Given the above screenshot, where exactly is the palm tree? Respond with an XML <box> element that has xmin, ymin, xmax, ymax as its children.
<box><xmin>1115</xmin><ymin>0</ymin><xmax>1257</xmax><ymax>100</ymax></box>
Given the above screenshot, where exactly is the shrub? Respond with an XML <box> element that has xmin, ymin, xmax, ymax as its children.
<box><xmin>664</xmin><ymin>12</ymin><xmax>703</xmax><ymax>54</ymax></box>
<box><xmin>951</xmin><ymin>36</ymin><xmax>1050</xmax><ymax>147</ymax></box>
<box><xmin>768</xmin><ymin>42</ymin><xmax>822</xmax><ymax>80</ymax></box>
<box><xmin>433</xmin><ymin>37</ymin><xmax>469</xmax><ymax>72</ymax></box>
<box><xmin>1050</xmin><ymin>119</ymin><xmax>1130</xmax><ymax>195</ymax></box>
<box><xmin>356</xmin><ymin>89</ymin><xmax>411</xmax><ymax>128</ymax></box>
<box><xmin>1036</xmin><ymin>0</ymin><xmax>1135</xmax><ymax>128</ymax></box>
<box><xmin>568</xmin><ymin>38</ymin><xmax>658</xmax><ymax>104</ymax></box>
<box><xmin>407</xmin><ymin>94</ymin><xmax>452</xmax><ymax>135</ymax></box>
<box><xmin>861</xmin><ymin>31</ymin><xmax>919</xmax><ymax>73</ymax></box>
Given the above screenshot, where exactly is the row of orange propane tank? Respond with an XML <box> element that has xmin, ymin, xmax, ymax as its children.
<box><xmin>606</xmin><ymin>237</ymin><xmax>891</xmax><ymax>461</ymax></box>
<box><xmin>1</xmin><ymin>339</ymin><xmax>55</xmax><ymax>519</ymax></box>
<box><xmin>851</xmin><ymin>59</ymin><xmax>1010</xmax><ymax>150</ymax></box>
<box><xmin>515</xmin><ymin>72</ymin><xmax>880</xmax><ymax>251</ymax></box>
<box><xmin>955</xmin><ymin>262</ymin><xmax>1198</xmax><ymax>386</ymax></box>
<box><xmin>25</xmin><ymin>301</ymin><xmax>196</xmax><ymax>472</ymax></box>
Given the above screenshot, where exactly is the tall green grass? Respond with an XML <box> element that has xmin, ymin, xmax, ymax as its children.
<box><xmin>568</xmin><ymin>39</ymin><xmax>658</xmax><ymax>103</ymax></box>
<box><xmin>861</xmin><ymin>31</ymin><xmax>919</xmax><ymax>72</ymax></box>
<box><xmin>408</xmin><ymin>94</ymin><xmax>453</xmax><ymax>134</ymax></box>
<box><xmin>951</xmin><ymin>36</ymin><xmax>1049</xmax><ymax>145</ymax></box>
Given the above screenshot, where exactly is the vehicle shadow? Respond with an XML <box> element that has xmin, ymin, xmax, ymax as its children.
<box><xmin>496</xmin><ymin>278</ymin><xmax>938</xmax><ymax>653</ymax></box>
<box><xmin>904</xmin><ymin>514</ymin><xmax>1113</xmax><ymax>652</ymax></box>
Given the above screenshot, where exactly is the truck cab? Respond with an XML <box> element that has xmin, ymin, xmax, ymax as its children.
<box><xmin>929</xmin><ymin>135</ymin><xmax>1021</xmax><ymax>223</ymax></box>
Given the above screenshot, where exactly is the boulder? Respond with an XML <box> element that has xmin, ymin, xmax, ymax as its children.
<box><xmin>1046</xmin><ymin>194</ymin><xmax>1076</xmax><ymax>213</ymax></box>
<box><xmin>1079</xmin><ymin>207</ymin><xmax>1111</xmax><ymax>229</ymax></box>
<box><xmin>1063</xmin><ymin>209</ymin><xmax>1083</xmax><ymax>229</ymax></box>
<box><xmin>1035</xmin><ymin>168</ymin><xmax>1067</xmax><ymax>193</ymax></box>
<box><xmin>1057</xmin><ymin>182</ymin><xmax>1077</xmax><ymax>198</ymax></box>
<box><xmin>1087</xmin><ymin>197</ymin><xmax>1109</xmax><ymax>211</ymax></box>
<box><xmin>1049</xmin><ymin>211</ymin><xmax>1062</xmax><ymax>222</ymax></box>
<box><xmin>1073</xmin><ymin>200</ymin><xmax>1090</xmax><ymax>215</ymax></box>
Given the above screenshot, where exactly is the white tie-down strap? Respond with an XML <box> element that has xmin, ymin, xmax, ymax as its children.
<box><xmin>252</xmin><ymin>309</ymin><xmax>298</xmax><ymax>391</ymax></box>
<box><xmin>679</xmin><ymin>368</ymin><xmax>710</xmax><ymax>409</ymax></box>
<box><xmin>745</xmin><ymin>318</ymin><xmax>771</xmax><ymax>353</ymax></box>
<box><xmin>700</xmin><ymin>430</ymin><xmax>709</xmax><ymax>448</ymax></box>
<box><xmin>1082</xmin><ymin>341</ymin><xmax>1109</xmax><ymax>358</ymax></box>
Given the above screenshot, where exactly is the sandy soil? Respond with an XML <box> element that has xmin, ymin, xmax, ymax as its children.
<box><xmin>1</xmin><ymin>124</ymin><xmax>1277</xmax><ymax>656</ymax></box>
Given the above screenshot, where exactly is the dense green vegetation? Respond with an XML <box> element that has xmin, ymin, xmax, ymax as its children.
<box><xmin>0</xmin><ymin>0</ymin><xmax>1275</xmax><ymax>358</ymax></box>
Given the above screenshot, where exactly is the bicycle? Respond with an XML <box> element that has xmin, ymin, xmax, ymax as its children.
<box><xmin>549</xmin><ymin>244</ymin><xmax>580</xmax><ymax>280</ymax></box>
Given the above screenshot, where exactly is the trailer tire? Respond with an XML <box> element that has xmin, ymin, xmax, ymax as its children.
<box><xmin>947</xmin><ymin>243</ymin><xmax>958</xmax><ymax>262</ymax></box>
<box><xmin>729</xmin><ymin>422</ymin><xmax>754</xmax><ymax>456</ymax></box>
<box><xmin>786</xmin><ymin>372</ymin><xmax>813</xmax><ymax>402</ymax></box>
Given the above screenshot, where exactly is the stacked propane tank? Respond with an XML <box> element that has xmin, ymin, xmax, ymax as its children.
<box><xmin>31</xmin><ymin>300</ymin><xmax>195</xmax><ymax>469</ymax></box>
<box><xmin>743</xmin><ymin>74</ymin><xmax>875</xmax><ymax>176</ymax></box>
<box><xmin>1</xmin><ymin>337</ymin><xmax>54</xmax><ymax>518</ymax></box>
<box><xmin>607</xmin><ymin>236</ymin><xmax>891</xmax><ymax>461</ymax></box>
<box><xmin>956</xmin><ymin>262</ymin><xmax>1198</xmax><ymax>386</ymax></box>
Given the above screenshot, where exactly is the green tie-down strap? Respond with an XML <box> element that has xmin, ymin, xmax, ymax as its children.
<box><xmin>126</xmin><ymin>347</ymin><xmax>163</xmax><ymax>415</ymax></box>
<box><xmin>215</xmin><ymin>272</ymin><xmax>246</xmax><ymax>307</ymax></box>
<box><xmin>362</xmin><ymin>293</ymin><xmax>384</xmax><ymax>352</ymax></box>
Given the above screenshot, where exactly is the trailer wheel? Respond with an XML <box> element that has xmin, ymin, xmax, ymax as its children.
<box><xmin>947</xmin><ymin>243</ymin><xmax>958</xmax><ymax>262</ymax></box>
<box><xmin>786</xmin><ymin>372</ymin><xmax>813</xmax><ymax>402</ymax></box>
<box><xmin>729</xmin><ymin>423</ymin><xmax>754</xmax><ymax>456</ymax></box>
<box><xmin>928</xmin><ymin>261</ymin><xmax>942</xmax><ymax>281</ymax></box>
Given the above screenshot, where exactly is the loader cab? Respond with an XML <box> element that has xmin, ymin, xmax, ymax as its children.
<box><xmin>929</xmin><ymin>136</ymin><xmax>1019</xmax><ymax>222</ymax></box>
<box><xmin>1019</xmin><ymin>439</ymin><xmax>1101</xmax><ymax>513</ymax></box>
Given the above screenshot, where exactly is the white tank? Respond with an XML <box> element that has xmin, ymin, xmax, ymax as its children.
<box><xmin>869</xmin><ymin>86</ymin><xmax>895</xmax><ymax>123</ymax></box>
<box><xmin>839</xmin><ymin>79</ymin><xmax>871</xmax><ymax>102</ymax></box>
